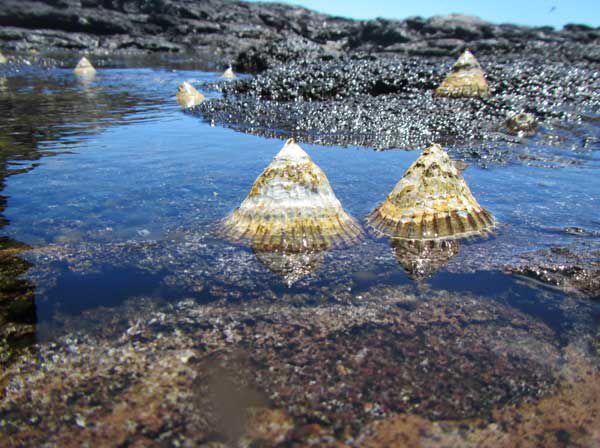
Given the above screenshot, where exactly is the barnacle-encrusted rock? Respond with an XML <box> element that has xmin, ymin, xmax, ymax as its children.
<box><xmin>0</xmin><ymin>51</ymin><xmax>7</xmax><ymax>64</ymax></box>
<box><xmin>73</xmin><ymin>56</ymin><xmax>96</xmax><ymax>76</ymax></box>
<box><xmin>368</xmin><ymin>143</ymin><xmax>494</xmax><ymax>240</ymax></box>
<box><xmin>434</xmin><ymin>49</ymin><xmax>490</xmax><ymax>98</ymax></box>
<box><xmin>223</xmin><ymin>65</ymin><xmax>236</xmax><ymax>79</ymax></box>
<box><xmin>392</xmin><ymin>238</ymin><xmax>460</xmax><ymax>280</ymax></box>
<box><xmin>506</xmin><ymin>112</ymin><xmax>537</xmax><ymax>136</ymax></box>
<box><xmin>219</xmin><ymin>138</ymin><xmax>362</xmax><ymax>252</ymax></box>
<box><xmin>176</xmin><ymin>81</ymin><xmax>205</xmax><ymax>108</ymax></box>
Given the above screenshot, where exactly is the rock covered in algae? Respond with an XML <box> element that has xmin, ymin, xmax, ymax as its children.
<box><xmin>73</xmin><ymin>56</ymin><xmax>96</xmax><ymax>76</ymax></box>
<box><xmin>434</xmin><ymin>49</ymin><xmax>490</xmax><ymax>98</ymax></box>
<box><xmin>223</xmin><ymin>65</ymin><xmax>236</xmax><ymax>79</ymax></box>
<box><xmin>219</xmin><ymin>138</ymin><xmax>362</xmax><ymax>252</ymax></box>
<box><xmin>368</xmin><ymin>143</ymin><xmax>494</xmax><ymax>240</ymax></box>
<box><xmin>176</xmin><ymin>81</ymin><xmax>205</xmax><ymax>108</ymax></box>
<box><xmin>506</xmin><ymin>111</ymin><xmax>537</xmax><ymax>136</ymax></box>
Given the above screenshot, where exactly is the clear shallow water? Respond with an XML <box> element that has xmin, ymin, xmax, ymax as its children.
<box><xmin>0</xmin><ymin>66</ymin><xmax>599</xmax><ymax>340</ymax></box>
<box><xmin>2</xmin><ymin>63</ymin><xmax>600</xmax><ymax>447</ymax></box>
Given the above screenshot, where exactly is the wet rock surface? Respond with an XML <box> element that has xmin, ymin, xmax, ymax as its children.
<box><xmin>194</xmin><ymin>55</ymin><xmax>600</xmax><ymax>156</ymax></box>
<box><xmin>0</xmin><ymin>286</ymin><xmax>570</xmax><ymax>446</ymax></box>
<box><xmin>510</xmin><ymin>246</ymin><xmax>600</xmax><ymax>299</ymax></box>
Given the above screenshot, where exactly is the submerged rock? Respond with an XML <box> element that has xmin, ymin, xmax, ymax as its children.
<box><xmin>509</xmin><ymin>246</ymin><xmax>600</xmax><ymax>298</ymax></box>
<box><xmin>434</xmin><ymin>49</ymin><xmax>490</xmax><ymax>97</ymax></box>
<box><xmin>73</xmin><ymin>56</ymin><xmax>96</xmax><ymax>76</ymax></box>
<box><xmin>368</xmin><ymin>143</ymin><xmax>494</xmax><ymax>240</ymax></box>
<box><xmin>506</xmin><ymin>111</ymin><xmax>537</xmax><ymax>136</ymax></box>
<box><xmin>219</xmin><ymin>138</ymin><xmax>362</xmax><ymax>252</ymax></box>
<box><xmin>223</xmin><ymin>65</ymin><xmax>236</xmax><ymax>79</ymax></box>
<box><xmin>176</xmin><ymin>81</ymin><xmax>204</xmax><ymax>109</ymax></box>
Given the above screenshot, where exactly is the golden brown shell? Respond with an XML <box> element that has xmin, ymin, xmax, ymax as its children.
<box><xmin>176</xmin><ymin>82</ymin><xmax>205</xmax><ymax>108</ymax></box>
<box><xmin>434</xmin><ymin>49</ymin><xmax>490</xmax><ymax>98</ymax></box>
<box><xmin>219</xmin><ymin>139</ymin><xmax>363</xmax><ymax>252</ymax></box>
<box><xmin>368</xmin><ymin>143</ymin><xmax>494</xmax><ymax>240</ymax></box>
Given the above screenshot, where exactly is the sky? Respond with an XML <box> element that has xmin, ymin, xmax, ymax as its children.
<box><xmin>247</xmin><ymin>0</ymin><xmax>599</xmax><ymax>29</ymax></box>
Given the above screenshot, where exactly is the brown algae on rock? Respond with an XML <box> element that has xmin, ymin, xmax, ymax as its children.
<box><xmin>176</xmin><ymin>81</ymin><xmax>205</xmax><ymax>109</ymax></box>
<box><xmin>434</xmin><ymin>49</ymin><xmax>490</xmax><ymax>98</ymax></box>
<box><xmin>368</xmin><ymin>143</ymin><xmax>494</xmax><ymax>240</ymax></box>
<box><xmin>219</xmin><ymin>138</ymin><xmax>363</xmax><ymax>252</ymax></box>
<box><xmin>73</xmin><ymin>56</ymin><xmax>96</xmax><ymax>76</ymax></box>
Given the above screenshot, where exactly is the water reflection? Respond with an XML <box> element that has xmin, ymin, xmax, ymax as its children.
<box><xmin>391</xmin><ymin>238</ymin><xmax>460</xmax><ymax>280</ymax></box>
<box><xmin>252</xmin><ymin>247</ymin><xmax>327</xmax><ymax>287</ymax></box>
<box><xmin>0</xmin><ymin>67</ymin><xmax>166</xmax><ymax>362</ymax></box>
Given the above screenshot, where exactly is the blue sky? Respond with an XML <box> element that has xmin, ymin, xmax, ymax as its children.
<box><xmin>248</xmin><ymin>0</ymin><xmax>599</xmax><ymax>29</ymax></box>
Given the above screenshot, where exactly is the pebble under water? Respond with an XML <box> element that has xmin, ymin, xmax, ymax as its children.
<box><xmin>1</xmin><ymin>63</ymin><xmax>600</xmax><ymax>446</ymax></box>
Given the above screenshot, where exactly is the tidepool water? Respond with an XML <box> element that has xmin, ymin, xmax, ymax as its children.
<box><xmin>1</xmin><ymin>63</ymin><xmax>599</xmax><ymax>444</ymax></box>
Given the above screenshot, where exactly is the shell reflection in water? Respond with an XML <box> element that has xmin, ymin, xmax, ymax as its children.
<box><xmin>219</xmin><ymin>138</ymin><xmax>362</xmax><ymax>285</ymax></box>
<box><xmin>252</xmin><ymin>249</ymin><xmax>326</xmax><ymax>287</ymax></box>
<box><xmin>434</xmin><ymin>49</ymin><xmax>490</xmax><ymax>98</ymax></box>
<box><xmin>368</xmin><ymin>143</ymin><xmax>494</xmax><ymax>240</ymax></box>
<box><xmin>391</xmin><ymin>238</ymin><xmax>460</xmax><ymax>280</ymax></box>
<box><xmin>176</xmin><ymin>81</ymin><xmax>205</xmax><ymax>109</ymax></box>
<box><xmin>73</xmin><ymin>57</ymin><xmax>96</xmax><ymax>77</ymax></box>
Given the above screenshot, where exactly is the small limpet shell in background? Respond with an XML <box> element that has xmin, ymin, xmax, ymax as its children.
<box><xmin>368</xmin><ymin>143</ymin><xmax>494</xmax><ymax>240</ymax></box>
<box><xmin>506</xmin><ymin>112</ymin><xmax>537</xmax><ymax>136</ymax></box>
<box><xmin>434</xmin><ymin>49</ymin><xmax>490</xmax><ymax>98</ymax></box>
<box><xmin>218</xmin><ymin>138</ymin><xmax>363</xmax><ymax>252</ymax></box>
<box><xmin>223</xmin><ymin>65</ymin><xmax>236</xmax><ymax>79</ymax></box>
<box><xmin>73</xmin><ymin>56</ymin><xmax>96</xmax><ymax>76</ymax></box>
<box><xmin>176</xmin><ymin>81</ymin><xmax>205</xmax><ymax>108</ymax></box>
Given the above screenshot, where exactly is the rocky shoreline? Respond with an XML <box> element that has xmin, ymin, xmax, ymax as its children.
<box><xmin>0</xmin><ymin>0</ymin><xmax>599</xmax><ymax>70</ymax></box>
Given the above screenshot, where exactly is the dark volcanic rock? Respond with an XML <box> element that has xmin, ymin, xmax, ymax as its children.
<box><xmin>193</xmin><ymin>55</ymin><xmax>600</xmax><ymax>157</ymax></box>
<box><xmin>0</xmin><ymin>1</ymin><xmax>599</xmax><ymax>70</ymax></box>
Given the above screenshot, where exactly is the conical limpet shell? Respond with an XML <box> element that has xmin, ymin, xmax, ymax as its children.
<box><xmin>176</xmin><ymin>81</ymin><xmax>205</xmax><ymax>108</ymax></box>
<box><xmin>434</xmin><ymin>49</ymin><xmax>490</xmax><ymax>98</ymax></box>
<box><xmin>506</xmin><ymin>112</ymin><xmax>537</xmax><ymax>136</ymax></box>
<box><xmin>368</xmin><ymin>143</ymin><xmax>494</xmax><ymax>240</ymax></box>
<box><xmin>73</xmin><ymin>57</ymin><xmax>96</xmax><ymax>76</ymax></box>
<box><xmin>223</xmin><ymin>65</ymin><xmax>236</xmax><ymax>79</ymax></box>
<box><xmin>391</xmin><ymin>238</ymin><xmax>460</xmax><ymax>280</ymax></box>
<box><xmin>219</xmin><ymin>138</ymin><xmax>363</xmax><ymax>252</ymax></box>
